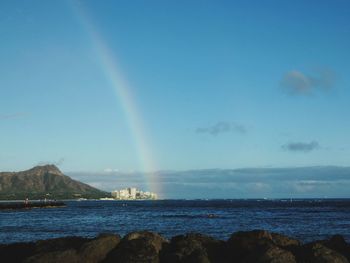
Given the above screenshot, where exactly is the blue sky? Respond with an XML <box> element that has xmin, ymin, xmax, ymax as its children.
<box><xmin>1</xmin><ymin>1</ymin><xmax>350</xmax><ymax>197</ymax></box>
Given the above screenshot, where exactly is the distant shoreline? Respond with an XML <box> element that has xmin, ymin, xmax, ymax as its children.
<box><xmin>0</xmin><ymin>200</ymin><xmax>65</xmax><ymax>210</ymax></box>
<box><xmin>1</xmin><ymin>197</ymin><xmax>350</xmax><ymax>202</ymax></box>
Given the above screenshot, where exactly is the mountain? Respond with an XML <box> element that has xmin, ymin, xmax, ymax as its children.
<box><xmin>0</xmin><ymin>165</ymin><xmax>109</xmax><ymax>200</ymax></box>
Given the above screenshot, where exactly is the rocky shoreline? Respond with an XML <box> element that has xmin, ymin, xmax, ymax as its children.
<box><xmin>1</xmin><ymin>230</ymin><xmax>349</xmax><ymax>263</ymax></box>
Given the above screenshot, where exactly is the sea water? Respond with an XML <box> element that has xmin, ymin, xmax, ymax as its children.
<box><xmin>0</xmin><ymin>199</ymin><xmax>349</xmax><ymax>244</ymax></box>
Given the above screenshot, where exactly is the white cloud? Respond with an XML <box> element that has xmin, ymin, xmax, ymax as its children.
<box><xmin>196</xmin><ymin>121</ymin><xmax>247</xmax><ymax>136</ymax></box>
<box><xmin>103</xmin><ymin>168</ymin><xmax>119</xmax><ymax>173</ymax></box>
<box><xmin>280</xmin><ymin>69</ymin><xmax>335</xmax><ymax>95</ymax></box>
<box><xmin>0</xmin><ymin>112</ymin><xmax>29</xmax><ymax>120</ymax></box>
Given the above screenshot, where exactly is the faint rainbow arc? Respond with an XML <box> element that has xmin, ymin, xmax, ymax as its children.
<box><xmin>70</xmin><ymin>2</ymin><xmax>160</xmax><ymax>196</ymax></box>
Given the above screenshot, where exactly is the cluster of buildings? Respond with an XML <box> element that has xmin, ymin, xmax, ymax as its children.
<box><xmin>111</xmin><ymin>187</ymin><xmax>157</xmax><ymax>200</ymax></box>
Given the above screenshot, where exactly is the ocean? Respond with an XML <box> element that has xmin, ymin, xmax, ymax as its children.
<box><xmin>0</xmin><ymin>199</ymin><xmax>349</xmax><ymax>244</ymax></box>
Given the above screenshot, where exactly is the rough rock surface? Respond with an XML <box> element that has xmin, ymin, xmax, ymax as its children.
<box><xmin>79</xmin><ymin>233</ymin><xmax>120</xmax><ymax>263</ymax></box>
<box><xmin>323</xmin><ymin>235</ymin><xmax>350</xmax><ymax>261</ymax></box>
<box><xmin>249</xmin><ymin>245</ymin><xmax>297</xmax><ymax>263</ymax></box>
<box><xmin>301</xmin><ymin>243</ymin><xmax>349</xmax><ymax>263</ymax></box>
<box><xmin>123</xmin><ymin>231</ymin><xmax>167</xmax><ymax>254</ymax></box>
<box><xmin>24</xmin><ymin>249</ymin><xmax>79</xmax><ymax>263</ymax></box>
<box><xmin>0</xmin><ymin>242</ymin><xmax>36</xmax><ymax>263</ymax></box>
<box><xmin>1</xmin><ymin>230</ymin><xmax>349</xmax><ymax>263</ymax></box>
<box><xmin>21</xmin><ymin>234</ymin><xmax>119</xmax><ymax>263</ymax></box>
<box><xmin>34</xmin><ymin>236</ymin><xmax>89</xmax><ymax>253</ymax></box>
<box><xmin>103</xmin><ymin>231</ymin><xmax>168</xmax><ymax>263</ymax></box>
<box><xmin>227</xmin><ymin>230</ymin><xmax>275</xmax><ymax>261</ymax></box>
<box><xmin>270</xmin><ymin>232</ymin><xmax>300</xmax><ymax>247</ymax></box>
<box><xmin>160</xmin><ymin>232</ymin><xmax>227</xmax><ymax>263</ymax></box>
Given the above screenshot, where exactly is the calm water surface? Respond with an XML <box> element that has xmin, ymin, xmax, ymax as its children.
<box><xmin>1</xmin><ymin>199</ymin><xmax>349</xmax><ymax>244</ymax></box>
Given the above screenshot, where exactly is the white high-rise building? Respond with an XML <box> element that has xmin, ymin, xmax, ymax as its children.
<box><xmin>111</xmin><ymin>187</ymin><xmax>157</xmax><ymax>200</ymax></box>
<box><xmin>129</xmin><ymin>187</ymin><xmax>137</xmax><ymax>199</ymax></box>
<box><xmin>119</xmin><ymin>188</ymin><xmax>129</xmax><ymax>199</ymax></box>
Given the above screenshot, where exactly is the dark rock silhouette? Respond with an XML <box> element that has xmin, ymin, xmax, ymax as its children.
<box><xmin>270</xmin><ymin>232</ymin><xmax>300</xmax><ymax>247</ymax></box>
<box><xmin>24</xmin><ymin>249</ymin><xmax>79</xmax><ymax>263</ymax></box>
<box><xmin>103</xmin><ymin>231</ymin><xmax>168</xmax><ymax>263</ymax></box>
<box><xmin>0</xmin><ymin>230</ymin><xmax>349</xmax><ymax>263</ymax></box>
<box><xmin>34</xmin><ymin>236</ymin><xmax>90</xmax><ymax>253</ymax></box>
<box><xmin>79</xmin><ymin>233</ymin><xmax>120</xmax><ymax>263</ymax></box>
<box><xmin>254</xmin><ymin>245</ymin><xmax>296</xmax><ymax>263</ymax></box>
<box><xmin>321</xmin><ymin>235</ymin><xmax>350</xmax><ymax>261</ymax></box>
<box><xmin>0</xmin><ymin>242</ymin><xmax>36</xmax><ymax>263</ymax></box>
<box><xmin>160</xmin><ymin>233</ymin><xmax>226</xmax><ymax>263</ymax></box>
<box><xmin>302</xmin><ymin>242</ymin><xmax>348</xmax><ymax>263</ymax></box>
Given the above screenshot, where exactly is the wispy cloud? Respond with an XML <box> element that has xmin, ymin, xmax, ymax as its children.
<box><xmin>292</xmin><ymin>180</ymin><xmax>331</xmax><ymax>193</ymax></box>
<box><xmin>196</xmin><ymin>122</ymin><xmax>247</xmax><ymax>136</ymax></box>
<box><xmin>282</xmin><ymin>141</ymin><xmax>320</xmax><ymax>153</ymax></box>
<box><xmin>37</xmin><ymin>158</ymin><xmax>65</xmax><ymax>166</ymax></box>
<box><xmin>280</xmin><ymin>69</ymin><xmax>335</xmax><ymax>95</ymax></box>
<box><xmin>0</xmin><ymin>112</ymin><xmax>29</xmax><ymax>120</ymax></box>
<box><xmin>104</xmin><ymin>168</ymin><xmax>120</xmax><ymax>173</ymax></box>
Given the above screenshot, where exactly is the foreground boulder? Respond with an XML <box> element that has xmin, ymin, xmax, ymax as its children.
<box><xmin>228</xmin><ymin>230</ymin><xmax>273</xmax><ymax>250</ymax></box>
<box><xmin>1</xmin><ymin>230</ymin><xmax>349</xmax><ymax>263</ymax></box>
<box><xmin>246</xmin><ymin>245</ymin><xmax>297</xmax><ymax>263</ymax></box>
<box><xmin>103</xmin><ymin>231</ymin><xmax>168</xmax><ymax>263</ymax></box>
<box><xmin>79</xmin><ymin>233</ymin><xmax>121</xmax><ymax>263</ymax></box>
<box><xmin>0</xmin><ymin>242</ymin><xmax>36</xmax><ymax>263</ymax></box>
<box><xmin>227</xmin><ymin>230</ymin><xmax>274</xmax><ymax>261</ymax></box>
<box><xmin>34</xmin><ymin>236</ymin><xmax>90</xmax><ymax>254</ymax></box>
<box><xmin>24</xmin><ymin>249</ymin><xmax>79</xmax><ymax>263</ymax></box>
<box><xmin>270</xmin><ymin>232</ymin><xmax>300</xmax><ymax>248</ymax></box>
<box><xmin>322</xmin><ymin>235</ymin><xmax>350</xmax><ymax>261</ymax></box>
<box><xmin>295</xmin><ymin>242</ymin><xmax>349</xmax><ymax>263</ymax></box>
<box><xmin>23</xmin><ymin>234</ymin><xmax>119</xmax><ymax>263</ymax></box>
<box><xmin>227</xmin><ymin>230</ymin><xmax>301</xmax><ymax>262</ymax></box>
<box><xmin>160</xmin><ymin>233</ymin><xmax>227</xmax><ymax>263</ymax></box>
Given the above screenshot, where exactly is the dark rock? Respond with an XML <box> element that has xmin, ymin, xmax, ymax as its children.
<box><xmin>323</xmin><ymin>235</ymin><xmax>350</xmax><ymax>261</ymax></box>
<box><xmin>0</xmin><ymin>242</ymin><xmax>36</xmax><ymax>263</ymax></box>
<box><xmin>104</xmin><ymin>239</ymin><xmax>158</xmax><ymax>263</ymax></box>
<box><xmin>160</xmin><ymin>232</ymin><xmax>226</xmax><ymax>263</ymax></box>
<box><xmin>227</xmin><ymin>230</ymin><xmax>302</xmax><ymax>262</ymax></box>
<box><xmin>23</xmin><ymin>234</ymin><xmax>120</xmax><ymax>263</ymax></box>
<box><xmin>103</xmin><ymin>231</ymin><xmax>167</xmax><ymax>263</ymax></box>
<box><xmin>123</xmin><ymin>231</ymin><xmax>167</xmax><ymax>254</ymax></box>
<box><xmin>1</xmin><ymin>231</ymin><xmax>348</xmax><ymax>263</ymax></box>
<box><xmin>79</xmin><ymin>233</ymin><xmax>120</xmax><ymax>263</ymax></box>
<box><xmin>227</xmin><ymin>230</ymin><xmax>275</xmax><ymax>261</ymax></box>
<box><xmin>19</xmin><ymin>236</ymin><xmax>89</xmax><ymax>263</ymax></box>
<box><xmin>24</xmin><ymin>249</ymin><xmax>79</xmax><ymax>263</ymax></box>
<box><xmin>297</xmin><ymin>242</ymin><xmax>349</xmax><ymax>263</ymax></box>
<box><xmin>270</xmin><ymin>232</ymin><xmax>300</xmax><ymax>247</ymax></box>
<box><xmin>248</xmin><ymin>245</ymin><xmax>297</xmax><ymax>263</ymax></box>
<box><xmin>34</xmin><ymin>236</ymin><xmax>90</xmax><ymax>253</ymax></box>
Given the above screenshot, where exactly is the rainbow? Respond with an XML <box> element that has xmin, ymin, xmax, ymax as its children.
<box><xmin>69</xmin><ymin>1</ymin><xmax>161</xmax><ymax>197</ymax></box>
